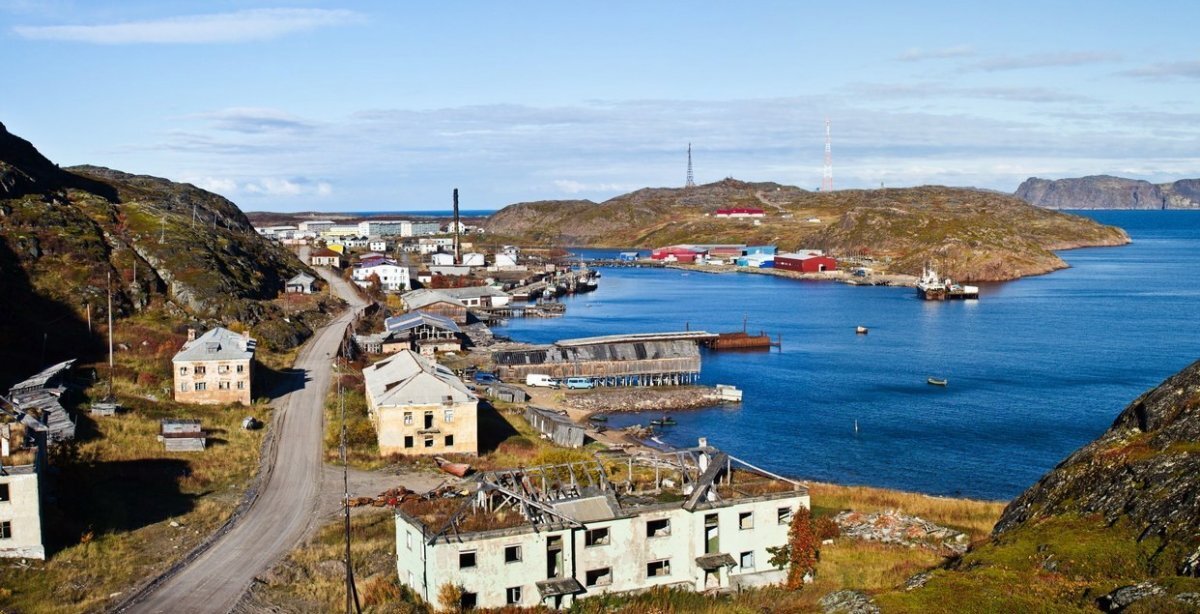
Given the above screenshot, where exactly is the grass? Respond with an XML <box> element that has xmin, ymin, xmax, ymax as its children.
<box><xmin>0</xmin><ymin>313</ymin><xmax>282</xmax><ymax>614</ymax></box>
<box><xmin>805</xmin><ymin>482</ymin><xmax>1005</xmax><ymax>540</ymax></box>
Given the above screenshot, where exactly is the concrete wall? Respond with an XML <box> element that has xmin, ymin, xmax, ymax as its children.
<box><xmin>397</xmin><ymin>492</ymin><xmax>809</xmax><ymax>609</ymax></box>
<box><xmin>370</xmin><ymin>400</ymin><xmax>478</xmax><ymax>456</ymax></box>
<box><xmin>0</xmin><ymin>470</ymin><xmax>45</xmax><ymax>559</ymax></box>
<box><xmin>174</xmin><ymin>358</ymin><xmax>253</xmax><ymax>405</ymax></box>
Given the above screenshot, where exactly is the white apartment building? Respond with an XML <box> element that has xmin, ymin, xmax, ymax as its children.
<box><xmin>298</xmin><ymin>220</ymin><xmax>336</xmax><ymax>233</ymax></box>
<box><xmin>359</xmin><ymin>220</ymin><xmax>412</xmax><ymax>238</ymax></box>
<box><xmin>352</xmin><ymin>260</ymin><xmax>410</xmax><ymax>293</ymax></box>
<box><xmin>395</xmin><ymin>441</ymin><xmax>808</xmax><ymax>609</ymax></box>
<box><xmin>362</xmin><ymin>350</ymin><xmax>478</xmax><ymax>456</ymax></box>
<box><xmin>0</xmin><ymin>423</ymin><xmax>45</xmax><ymax>560</ymax></box>
<box><xmin>412</xmin><ymin>222</ymin><xmax>441</xmax><ymax>236</ymax></box>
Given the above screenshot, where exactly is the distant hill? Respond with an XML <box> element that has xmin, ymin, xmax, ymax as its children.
<box><xmin>483</xmin><ymin>178</ymin><xmax>1129</xmax><ymax>282</ymax></box>
<box><xmin>0</xmin><ymin>121</ymin><xmax>318</xmax><ymax>379</ymax></box>
<box><xmin>875</xmin><ymin>358</ymin><xmax>1200</xmax><ymax>612</ymax></box>
<box><xmin>1016</xmin><ymin>175</ymin><xmax>1200</xmax><ymax>209</ymax></box>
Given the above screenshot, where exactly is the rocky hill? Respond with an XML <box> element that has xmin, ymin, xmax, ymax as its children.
<box><xmin>0</xmin><ymin>122</ymin><xmax>320</xmax><ymax>381</ymax></box>
<box><xmin>483</xmin><ymin>179</ymin><xmax>1129</xmax><ymax>282</ymax></box>
<box><xmin>876</xmin><ymin>359</ymin><xmax>1200</xmax><ymax>612</ymax></box>
<box><xmin>1016</xmin><ymin>175</ymin><xmax>1200</xmax><ymax>209</ymax></box>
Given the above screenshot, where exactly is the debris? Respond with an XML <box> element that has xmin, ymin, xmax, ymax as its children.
<box><xmin>834</xmin><ymin>510</ymin><xmax>968</xmax><ymax>555</ymax></box>
<box><xmin>820</xmin><ymin>590</ymin><xmax>880</xmax><ymax>614</ymax></box>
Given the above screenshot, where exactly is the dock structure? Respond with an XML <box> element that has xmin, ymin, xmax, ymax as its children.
<box><xmin>492</xmin><ymin>331</ymin><xmax>715</xmax><ymax>387</ymax></box>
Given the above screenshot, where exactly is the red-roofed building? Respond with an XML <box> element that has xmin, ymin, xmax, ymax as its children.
<box><xmin>774</xmin><ymin>254</ymin><xmax>837</xmax><ymax>273</ymax></box>
<box><xmin>714</xmin><ymin>207</ymin><xmax>765</xmax><ymax>218</ymax></box>
<box><xmin>309</xmin><ymin>247</ymin><xmax>344</xmax><ymax>268</ymax></box>
<box><xmin>650</xmin><ymin>245</ymin><xmax>708</xmax><ymax>263</ymax></box>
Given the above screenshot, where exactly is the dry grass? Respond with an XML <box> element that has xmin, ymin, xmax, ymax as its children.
<box><xmin>0</xmin><ymin>312</ymin><xmax>281</xmax><ymax>614</ymax></box>
<box><xmin>806</xmin><ymin>481</ymin><xmax>1005</xmax><ymax>540</ymax></box>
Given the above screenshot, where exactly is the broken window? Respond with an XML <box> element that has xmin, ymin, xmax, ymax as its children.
<box><xmin>460</xmin><ymin>592</ymin><xmax>477</xmax><ymax>609</ymax></box>
<box><xmin>705</xmin><ymin>513</ymin><xmax>719</xmax><ymax>554</ymax></box>
<box><xmin>585</xmin><ymin>567</ymin><xmax>612</xmax><ymax>587</ymax></box>
<box><xmin>180</xmin><ymin>383</ymin><xmax>188</xmax><ymax>392</ymax></box>
<box><xmin>504</xmin><ymin>544</ymin><xmax>521</xmax><ymax>563</ymax></box>
<box><xmin>739</xmin><ymin>511</ymin><xmax>754</xmax><ymax>530</ymax></box>
<box><xmin>444</xmin><ymin>434</ymin><xmax>454</xmax><ymax>447</ymax></box>
<box><xmin>547</xmin><ymin>535</ymin><xmax>563</xmax><ymax>578</ymax></box>
<box><xmin>194</xmin><ymin>382</ymin><xmax>206</xmax><ymax>391</ymax></box>
<box><xmin>424</xmin><ymin>437</ymin><xmax>434</xmax><ymax>448</ymax></box>
<box><xmin>236</xmin><ymin>364</ymin><xmax>245</xmax><ymax>373</ymax></box>
<box><xmin>646</xmin><ymin>559</ymin><xmax>670</xmax><ymax>578</ymax></box>
<box><xmin>178</xmin><ymin>366</ymin><xmax>188</xmax><ymax>375</ymax></box>
<box><xmin>0</xmin><ymin>484</ymin><xmax>8</xmax><ymax>502</ymax></box>
<box><xmin>424</xmin><ymin>412</ymin><xmax>434</xmax><ymax>429</ymax></box>
<box><xmin>459</xmin><ymin>551</ymin><xmax>476</xmax><ymax>568</ymax></box>
<box><xmin>585</xmin><ymin>527</ymin><xmax>610</xmax><ymax>547</ymax></box>
<box><xmin>218</xmin><ymin>381</ymin><xmax>230</xmax><ymax>390</ymax></box>
<box><xmin>778</xmin><ymin>507</ymin><xmax>793</xmax><ymax>525</ymax></box>
<box><xmin>194</xmin><ymin>365</ymin><xmax>206</xmax><ymax>375</ymax></box>
<box><xmin>404</xmin><ymin>436</ymin><xmax>414</xmax><ymax>449</ymax></box>
<box><xmin>646</xmin><ymin>518</ymin><xmax>670</xmax><ymax>537</ymax></box>
<box><xmin>506</xmin><ymin>586</ymin><xmax>522</xmax><ymax>605</ymax></box>
<box><xmin>218</xmin><ymin>365</ymin><xmax>230</xmax><ymax>374</ymax></box>
<box><xmin>237</xmin><ymin>381</ymin><xmax>245</xmax><ymax>390</ymax></box>
<box><xmin>0</xmin><ymin>521</ymin><xmax>11</xmax><ymax>539</ymax></box>
<box><xmin>740</xmin><ymin>550</ymin><xmax>755</xmax><ymax>569</ymax></box>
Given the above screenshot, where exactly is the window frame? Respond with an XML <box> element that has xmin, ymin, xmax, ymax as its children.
<box><xmin>646</xmin><ymin>558</ymin><xmax>671</xmax><ymax>578</ymax></box>
<box><xmin>585</xmin><ymin>526</ymin><xmax>610</xmax><ymax>547</ymax></box>
<box><xmin>458</xmin><ymin>550</ymin><xmax>477</xmax><ymax>569</ymax></box>
<box><xmin>0</xmin><ymin>483</ymin><xmax>9</xmax><ymax>502</ymax></box>
<box><xmin>646</xmin><ymin>518</ymin><xmax>671</xmax><ymax>538</ymax></box>
<box><xmin>740</xmin><ymin>550</ymin><xmax>755</xmax><ymax>570</ymax></box>
<box><xmin>777</xmin><ymin>507</ymin><xmax>793</xmax><ymax>525</ymax></box>
<box><xmin>585</xmin><ymin>567</ymin><xmax>612</xmax><ymax>587</ymax></box>
<box><xmin>504</xmin><ymin>544</ymin><xmax>522</xmax><ymax>563</ymax></box>
<box><xmin>739</xmin><ymin>511</ymin><xmax>754</xmax><ymax>530</ymax></box>
<box><xmin>505</xmin><ymin>586</ymin><xmax>522</xmax><ymax>605</ymax></box>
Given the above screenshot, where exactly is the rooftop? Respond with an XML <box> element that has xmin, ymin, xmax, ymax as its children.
<box><xmin>385</xmin><ymin>312</ymin><xmax>461</xmax><ymax>335</ymax></box>
<box><xmin>362</xmin><ymin>350</ymin><xmax>475</xmax><ymax>407</ymax></box>
<box><xmin>173</xmin><ymin>327</ymin><xmax>256</xmax><ymax>362</ymax></box>
<box><xmin>401</xmin><ymin>289</ymin><xmax>466</xmax><ymax>310</ymax></box>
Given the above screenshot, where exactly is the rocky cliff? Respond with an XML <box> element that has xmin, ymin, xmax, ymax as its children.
<box><xmin>1016</xmin><ymin>175</ymin><xmax>1200</xmax><ymax>209</ymax></box>
<box><xmin>484</xmin><ymin>179</ymin><xmax>1129</xmax><ymax>282</ymax></box>
<box><xmin>0</xmin><ymin>122</ymin><xmax>319</xmax><ymax>380</ymax></box>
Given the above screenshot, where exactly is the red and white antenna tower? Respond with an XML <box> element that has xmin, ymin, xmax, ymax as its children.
<box><xmin>821</xmin><ymin>119</ymin><xmax>833</xmax><ymax>192</ymax></box>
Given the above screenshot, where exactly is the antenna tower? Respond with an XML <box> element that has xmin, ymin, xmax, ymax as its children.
<box><xmin>685</xmin><ymin>143</ymin><xmax>696</xmax><ymax>188</ymax></box>
<box><xmin>822</xmin><ymin>119</ymin><xmax>833</xmax><ymax>192</ymax></box>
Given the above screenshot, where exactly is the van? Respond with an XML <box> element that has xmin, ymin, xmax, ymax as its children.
<box><xmin>564</xmin><ymin>377</ymin><xmax>594</xmax><ymax>390</ymax></box>
<box><xmin>473</xmin><ymin>371</ymin><xmax>498</xmax><ymax>384</ymax></box>
<box><xmin>525</xmin><ymin>374</ymin><xmax>559</xmax><ymax>388</ymax></box>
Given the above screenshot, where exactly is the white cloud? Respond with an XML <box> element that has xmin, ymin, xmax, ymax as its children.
<box><xmin>896</xmin><ymin>45</ymin><xmax>975</xmax><ymax>62</ymax></box>
<box><xmin>13</xmin><ymin>8</ymin><xmax>362</xmax><ymax>44</ymax></box>
<box><xmin>551</xmin><ymin>180</ymin><xmax>636</xmax><ymax>195</ymax></box>
<box><xmin>191</xmin><ymin>107</ymin><xmax>317</xmax><ymax>134</ymax></box>
<box><xmin>968</xmin><ymin>51</ymin><xmax>1121</xmax><ymax>72</ymax></box>
<box><xmin>1119</xmin><ymin>60</ymin><xmax>1200</xmax><ymax>80</ymax></box>
<box><xmin>184</xmin><ymin>175</ymin><xmax>239</xmax><ymax>194</ymax></box>
<box><xmin>242</xmin><ymin>177</ymin><xmax>333</xmax><ymax>197</ymax></box>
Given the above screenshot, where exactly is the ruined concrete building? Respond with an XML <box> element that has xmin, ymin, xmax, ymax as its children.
<box><xmin>172</xmin><ymin>327</ymin><xmax>255</xmax><ymax>405</ymax></box>
<box><xmin>395</xmin><ymin>440</ymin><xmax>809</xmax><ymax>609</ymax></box>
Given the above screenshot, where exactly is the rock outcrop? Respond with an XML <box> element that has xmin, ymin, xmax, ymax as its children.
<box><xmin>995</xmin><ymin>357</ymin><xmax>1200</xmax><ymax>577</ymax></box>
<box><xmin>1016</xmin><ymin>175</ymin><xmax>1200</xmax><ymax>209</ymax></box>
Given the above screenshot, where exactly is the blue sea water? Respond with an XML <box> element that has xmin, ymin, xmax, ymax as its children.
<box><xmin>498</xmin><ymin>211</ymin><xmax>1200</xmax><ymax>501</ymax></box>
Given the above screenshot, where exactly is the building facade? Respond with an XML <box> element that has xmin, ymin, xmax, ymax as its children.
<box><xmin>362</xmin><ymin>350</ymin><xmax>478</xmax><ymax>456</ymax></box>
<box><xmin>395</xmin><ymin>443</ymin><xmax>809</xmax><ymax>609</ymax></box>
<box><xmin>310</xmin><ymin>247</ymin><xmax>344</xmax><ymax>268</ymax></box>
<box><xmin>0</xmin><ymin>423</ymin><xmax>45</xmax><ymax>560</ymax></box>
<box><xmin>774</xmin><ymin>254</ymin><xmax>837</xmax><ymax>273</ymax></box>
<box><xmin>359</xmin><ymin>220</ymin><xmax>412</xmax><ymax>238</ymax></box>
<box><xmin>172</xmin><ymin>328</ymin><xmax>255</xmax><ymax>405</ymax></box>
<box><xmin>352</xmin><ymin>260</ymin><xmax>410</xmax><ymax>293</ymax></box>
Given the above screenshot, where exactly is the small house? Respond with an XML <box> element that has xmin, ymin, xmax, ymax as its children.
<box><xmin>159</xmin><ymin>419</ymin><xmax>206</xmax><ymax>452</ymax></box>
<box><xmin>650</xmin><ymin>245</ymin><xmax>707</xmax><ymax>263</ymax></box>
<box><xmin>286</xmin><ymin>272</ymin><xmax>318</xmax><ymax>294</ymax></box>
<box><xmin>401</xmin><ymin>289</ymin><xmax>469</xmax><ymax>324</ymax></box>
<box><xmin>309</xmin><ymin>247</ymin><xmax>344</xmax><ymax>268</ymax></box>
<box><xmin>524</xmin><ymin>406</ymin><xmax>585</xmax><ymax>448</ymax></box>
<box><xmin>487</xmin><ymin>383</ymin><xmax>529</xmax><ymax>404</ymax></box>
<box><xmin>714</xmin><ymin>207</ymin><xmax>765</xmax><ymax>218</ymax></box>
<box><xmin>618</xmin><ymin>252</ymin><xmax>641</xmax><ymax>262</ymax></box>
<box><xmin>369</xmin><ymin>240</ymin><xmax>388</xmax><ymax>252</ymax></box>
<box><xmin>384</xmin><ymin>311</ymin><xmax>463</xmax><ymax>356</ymax></box>
<box><xmin>438</xmin><ymin>285</ymin><xmax>512</xmax><ymax>308</ymax></box>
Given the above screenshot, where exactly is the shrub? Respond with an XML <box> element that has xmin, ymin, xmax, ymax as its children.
<box><xmin>814</xmin><ymin>515</ymin><xmax>841</xmax><ymax>541</ymax></box>
<box><xmin>768</xmin><ymin>507</ymin><xmax>819</xmax><ymax>590</ymax></box>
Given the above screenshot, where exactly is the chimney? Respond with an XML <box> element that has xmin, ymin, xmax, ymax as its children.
<box><xmin>452</xmin><ymin>188</ymin><xmax>461</xmax><ymax>265</ymax></box>
<box><xmin>187</xmin><ymin>328</ymin><xmax>197</xmax><ymax>343</ymax></box>
<box><xmin>1</xmin><ymin>424</ymin><xmax>11</xmax><ymax>457</ymax></box>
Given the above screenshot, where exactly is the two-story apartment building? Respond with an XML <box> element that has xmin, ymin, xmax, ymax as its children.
<box><xmin>395</xmin><ymin>441</ymin><xmax>809</xmax><ymax>609</ymax></box>
<box><xmin>352</xmin><ymin>259</ymin><xmax>410</xmax><ymax>293</ymax></box>
<box><xmin>362</xmin><ymin>350</ymin><xmax>478</xmax><ymax>456</ymax></box>
<box><xmin>172</xmin><ymin>328</ymin><xmax>255</xmax><ymax>405</ymax></box>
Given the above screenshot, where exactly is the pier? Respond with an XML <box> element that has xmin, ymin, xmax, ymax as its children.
<box><xmin>493</xmin><ymin>331</ymin><xmax>716</xmax><ymax>386</ymax></box>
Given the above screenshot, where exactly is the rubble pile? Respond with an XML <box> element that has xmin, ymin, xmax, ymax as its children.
<box><xmin>834</xmin><ymin>510</ymin><xmax>969</xmax><ymax>555</ymax></box>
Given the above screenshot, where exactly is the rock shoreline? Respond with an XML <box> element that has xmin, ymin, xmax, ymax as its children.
<box><xmin>562</xmin><ymin>385</ymin><xmax>735</xmax><ymax>414</ymax></box>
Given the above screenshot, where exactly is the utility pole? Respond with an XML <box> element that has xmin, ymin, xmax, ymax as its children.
<box><xmin>452</xmin><ymin>188</ymin><xmax>461</xmax><ymax>265</ymax></box>
<box><xmin>340</xmin><ymin>339</ymin><xmax>362</xmax><ymax>614</ymax></box>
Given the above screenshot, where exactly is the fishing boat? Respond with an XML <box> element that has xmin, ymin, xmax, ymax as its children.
<box><xmin>587</xmin><ymin>414</ymin><xmax>608</xmax><ymax>422</ymax></box>
<box><xmin>917</xmin><ymin>265</ymin><xmax>980</xmax><ymax>301</ymax></box>
<box><xmin>927</xmin><ymin>377</ymin><xmax>948</xmax><ymax>387</ymax></box>
<box><xmin>434</xmin><ymin>456</ymin><xmax>472</xmax><ymax>478</ymax></box>
<box><xmin>856</xmin><ymin>326</ymin><xmax>869</xmax><ymax>334</ymax></box>
<box><xmin>650</xmin><ymin>416</ymin><xmax>677</xmax><ymax>427</ymax></box>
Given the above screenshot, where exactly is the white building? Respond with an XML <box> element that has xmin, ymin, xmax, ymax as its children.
<box><xmin>0</xmin><ymin>422</ymin><xmax>46</xmax><ymax>560</ymax></box>
<box><xmin>461</xmin><ymin>252</ymin><xmax>485</xmax><ymax>267</ymax></box>
<box><xmin>411</xmin><ymin>222</ymin><xmax>441</xmax><ymax>236</ymax></box>
<box><xmin>395</xmin><ymin>441</ymin><xmax>809</xmax><ymax>609</ymax></box>
<box><xmin>352</xmin><ymin>260</ymin><xmax>410</xmax><ymax>293</ymax></box>
<box><xmin>359</xmin><ymin>220</ymin><xmax>412</xmax><ymax>238</ymax></box>
<box><xmin>438</xmin><ymin>285</ymin><xmax>511</xmax><ymax>308</ymax></box>
<box><xmin>298</xmin><ymin>220</ymin><xmax>336</xmax><ymax>233</ymax></box>
<box><xmin>494</xmin><ymin>253</ymin><xmax>518</xmax><ymax>268</ymax></box>
<box><xmin>430</xmin><ymin>252</ymin><xmax>456</xmax><ymax>266</ymax></box>
<box><xmin>418</xmin><ymin>237</ymin><xmax>455</xmax><ymax>254</ymax></box>
<box><xmin>369</xmin><ymin>240</ymin><xmax>389</xmax><ymax>252</ymax></box>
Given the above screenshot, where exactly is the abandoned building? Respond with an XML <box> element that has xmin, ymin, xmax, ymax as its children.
<box><xmin>492</xmin><ymin>332</ymin><xmax>716</xmax><ymax>386</ymax></box>
<box><xmin>524</xmin><ymin>406</ymin><xmax>586</xmax><ymax>448</ymax></box>
<box><xmin>362</xmin><ymin>350</ymin><xmax>479</xmax><ymax>456</ymax></box>
<box><xmin>394</xmin><ymin>440</ymin><xmax>809</xmax><ymax>609</ymax></box>
<box><xmin>285</xmin><ymin>272</ymin><xmax>318</xmax><ymax>294</ymax></box>
<box><xmin>0</xmin><ymin>418</ymin><xmax>46</xmax><ymax>559</ymax></box>
<box><xmin>383</xmin><ymin>312</ymin><xmax>463</xmax><ymax>356</ymax></box>
<box><xmin>5</xmin><ymin>359</ymin><xmax>77</xmax><ymax>444</ymax></box>
<box><xmin>159</xmin><ymin>419</ymin><xmax>206</xmax><ymax>452</ymax></box>
<box><xmin>172</xmin><ymin>328</ymin><xmax>256</xmax><ymax>405</ymax></box>
<box><xmin>400</xmin><ymin>289</ymin><xmax>470</xmax><ymax>325</ymax></box>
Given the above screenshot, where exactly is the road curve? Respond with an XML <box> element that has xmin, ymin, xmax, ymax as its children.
<box><xmin>125</xmin><ymin>263</ymin><xmax>366</xmax><ymax>614</ymax></box>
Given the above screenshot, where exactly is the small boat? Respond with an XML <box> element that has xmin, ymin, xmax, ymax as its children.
<box><xmin>927</xmin><ymin>377</ymin><xmax>948</xmax><ymax>387</ymax></box>
<box><xmin>434</xmin><ymin>456</ymin><xmax>472</xmax><ymax>478</ymax></box>
<box><xmin>714</xmin><ymin>384</ymin><xmax>743</xmax><ymax>402</ymax></box>
<box><xmin>856</xmin><ymin>326</ymin><xmax>869</xmax><ymax>334</ymax></box>
<box><xmin>650</xmin><ymin>416</ymin><xmax>677</xmax><ymax>427</ymax></box>
<box><xmin>588</xmin><ymin>414</ymin><xmax>609</xmax><ymax>422</ymax></box>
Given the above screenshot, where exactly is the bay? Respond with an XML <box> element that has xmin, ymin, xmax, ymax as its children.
<box><xmin>498</xmin><ymin>211</ymin><xmax>1200</xmax><ymax>500</ymax></box>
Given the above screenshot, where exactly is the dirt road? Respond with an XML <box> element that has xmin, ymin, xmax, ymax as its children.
<box><xmin>124</xmin><ymin>263</ymin><xmax>366</xmax><ymax>614</ymax></box>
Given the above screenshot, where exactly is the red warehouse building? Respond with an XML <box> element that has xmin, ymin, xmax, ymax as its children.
<box><xmin>650</xmin><ymin>245</ymin><xmax>707</xmax><ymax>263</ymax></box>
<box><xmin>774</xmin><ymin>254</ymin><xmax>838</xmax><ymax>272</ymax></box>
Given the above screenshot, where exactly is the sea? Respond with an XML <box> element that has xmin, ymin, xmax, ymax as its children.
<box><xmin>498</xmin><ymin>211</ymin><xmax>1200</xmax><ymax>501</ymax></box>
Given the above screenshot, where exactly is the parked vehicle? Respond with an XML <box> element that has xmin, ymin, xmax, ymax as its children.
<box><xmin>564</xmin><ymin>377</ymin><xmax>594</xmax><ymax>390</ymax></box>
<box><xmin>525</xmin><ymin>373</ymin><xmax>559</xmax><ymax>388</ymax></box>
<box><xmin>473</xmin><ymin>371</ymin><xmax>499</xmax><ymax>384</ymax></box>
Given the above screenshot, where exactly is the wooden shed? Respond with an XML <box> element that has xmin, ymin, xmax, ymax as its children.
<box><xmin>159</xmin><ymin>419</ymin><xmax>206</xmax><ymax>452</ymax></box>
<box><xmin>524</xmin><ymin>406</ymin><xmax>586</xmax><ymax>448</ymax></box>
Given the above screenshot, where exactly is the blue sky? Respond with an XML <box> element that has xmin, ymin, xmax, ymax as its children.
<box><xmin>2</xmin><ymin>1</ymin><xmax>1198</xmax><ymax>211</ymax></box>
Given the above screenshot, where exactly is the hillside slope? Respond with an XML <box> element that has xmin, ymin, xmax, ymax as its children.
<box><xmin>877</xmin><ymin>359</ymin><xmax>1200</xmax><ymax>612</ymax></box>
<box><xmin>0</xmin><ymin>122</ymin><xmax>318</xmax><ymax>381</ymax></box>
<box><xmin>484</xmin><ymin>179</ymin><xmax>1129</xmax><ymax>281</ymax></box>
<box><xmin>1016</xmin><ymin>175</ymin><xmax>1200</xmax><ymax>210</ymax></box>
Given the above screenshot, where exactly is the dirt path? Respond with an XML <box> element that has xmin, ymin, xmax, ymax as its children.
<box><xmin>122</xmin><ymin>262</ymin><xmax>367</xmax><ymax>614</ymax></box>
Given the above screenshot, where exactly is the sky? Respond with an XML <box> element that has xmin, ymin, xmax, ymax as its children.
<box><xmin>2</xmin><ymin>1</ymin><xmax>1199</xmax><ymax>212</ymax></box>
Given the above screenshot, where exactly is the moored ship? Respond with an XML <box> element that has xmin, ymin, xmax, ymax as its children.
<box><xmin>917</xmin><ymin>266</ymin><xmax>979</xmax><ymax>300</ymax></box>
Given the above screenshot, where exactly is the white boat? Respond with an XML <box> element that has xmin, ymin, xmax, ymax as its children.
<box><xmin>714</xmin><ymin>384</ymin><xmax>743</xmax><ymax>402</ymax></box>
